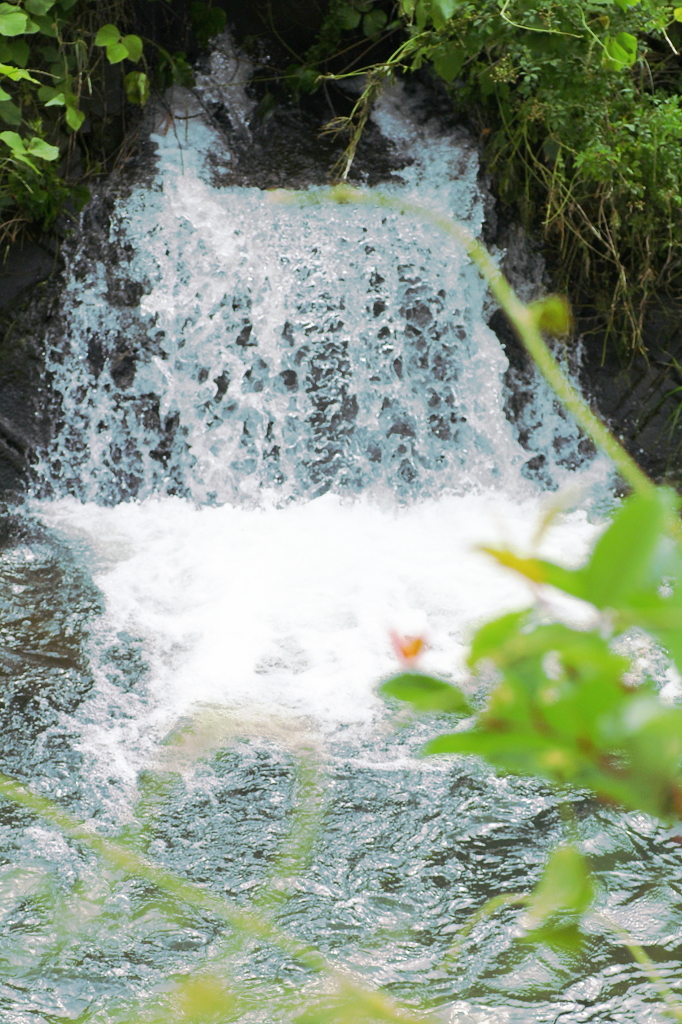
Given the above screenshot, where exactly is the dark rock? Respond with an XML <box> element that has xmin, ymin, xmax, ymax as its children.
<box><xmin>577</xmin><ymin>302</ymin><xmax>682</xmax><ymax>486</ymax></box>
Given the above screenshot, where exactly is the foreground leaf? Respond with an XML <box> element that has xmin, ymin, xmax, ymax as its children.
<box><xmin>381</xmin><ymin>673</ymin><xmax>471</xmax><ymax>714</ymax></box>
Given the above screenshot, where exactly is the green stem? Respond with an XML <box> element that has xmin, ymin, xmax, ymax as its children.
<box><xmin>601</xmin><ymin>916</ymin><xmax>682</xmax><ymax>1024</ymax></box>
<box><xmin>442</xmin><ymin>892</ymin><xmax>528</xmax><ymax>967</ymax></box>
<box><xmin>309</xmin><ymin>185</ymin><xmax>653</xmax><ymax>496</ymax></box>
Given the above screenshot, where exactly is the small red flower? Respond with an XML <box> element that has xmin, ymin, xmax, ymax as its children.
<box><xmin>390</xmin><ymin>630</ymin><xmax>426</xmax><ymax>665</ymax></box>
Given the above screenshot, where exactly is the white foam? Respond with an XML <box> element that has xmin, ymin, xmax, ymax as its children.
<box><xmin>35</xmin><ymin>492</ymin><xmax>597</xmax><ymax>746</ymax></box>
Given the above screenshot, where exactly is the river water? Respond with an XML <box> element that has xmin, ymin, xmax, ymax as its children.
<box><xmin>1</xmin><ymin>42</ymin><xmax>681</xmax><ymax>1024</ymax></box>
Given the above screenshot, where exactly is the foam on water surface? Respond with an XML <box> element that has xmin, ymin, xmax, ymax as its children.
<box><xmin>34</xmin><ymin>492</ymin><xmax>597</xmax><ymax>753</ymax></box>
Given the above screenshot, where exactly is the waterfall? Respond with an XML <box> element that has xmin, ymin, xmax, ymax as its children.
<box><xmin>3</xmin><ymin>38</ymin><xmax>667</xmax><ymax>1024</ymax></box>
<box><xmin>33</xmin><ymin>73</ymin><xmax>605</xmax><ymax>507</ymax></box>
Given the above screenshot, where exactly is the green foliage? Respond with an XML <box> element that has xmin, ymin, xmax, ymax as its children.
<box><xmin>290</xmin><ymin>0</ymin><xmax>682</xmax><ymax>350</ymax></box>
<box><xmin>0</xmin><ymin>0</ymin><xmax>154</xmax><ymax>247</ymax></box>
<box><xmin>384</xmin><ymin>488</ymin><xmax>682</xmax><ymax>820</ymax></box>
<box><xmin>155</xmin><ymin>46</ymin><xmax>194</xmax><ymax>91</ymax></box>
<box><xmin>381</xmin><ymin>485</ymin><xmax>682</xmax><ymax>955</ymax></box>
<box><xmin>381</xmin><ymin>671</ymin><xmax>471</xmax><ymax>712</ymax></box>
<box><xmin>0</xmin><ymin>126</ymin><xmax>57</xmax><ymax>168</ymax></box>
<box><xmin>520</xmin><ymin>846</ymin><xmax>594</xmax><ymax>950</ymax></box>
<box><xmin>189</xmin><ymin>1</ymin><xmax>227</xmax><ymax>51</ymax></box>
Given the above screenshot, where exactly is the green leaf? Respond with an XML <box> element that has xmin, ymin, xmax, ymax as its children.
<box><xmin>27</xmin><ymin>12</ymin><xmax>56</xmax><ymax>35</ymax></box>
<box><xmin>603</xmin><ymin>32</ymin><xmax>637</xmax><ymax>70</ymax></box>
<box><xmin>189</xmin><ymin>2</ymin><xmax>227</xmax><ymax>49</ymax></box>
<box><xmin>582</xmin><ymin>489</ymin><xmax>678</xmax><ymax>608</ymax></box>
<box><xmin>529</xmin><ymin>294</ymin><xmax>572</xmax><ymax>336</ymax></box>
<box><xmin>0</xmin><ymin>63</ymin><xmax>37</xmax><ymax>83</ymax></box>
<box><xmin>337</xmin><ymin>4</ymin><xmax>362</xmax><ymax>30</ymax></box>
<box><xmin>525</xmin><ymin>846</ymin><xmax>593</xmax><ymax>927</ymax></box>
<box><xmin>362</xmin><ymin>9</ymin><xmax>387</xmax><ymax>35</ymax></box>
<box><xmin>94</xmin><ymin>23</ymin><xmax>120</xmax><ymax>47</ymax></box>
<box><xmin>0</xmin><ymin>128</ymin><xmax>25</xmax><ymax>153</ymax></box>
<box><xmin>479</xmin><ymin>547</ymin><xmax>587</xmax><ymax>600</ymax></box>
<box><xmin>431</xmin><ymin>0</ymin><xmax>456</xmax><ymax>24</ymax></box>
<box><xmin>0</xmin><ymin>98</ymin><xmax>21</xmax><ymax>123</ymax></box>
<box><xmin>432</xmin><ymin>43</ymin><xmax>465</xmax><ymax>83</ymax></box>
<box><xmin>65</xmin><ymin>102</ymin><xmax>84</xmax><ymax>130</ymax></box>
<box><xmin>124</xmin><ymin>70</ymin><xmax>149</xmax><ymax>106</ymax></box>
<box><xmin>175</xmin><ymin>974</ymin><xmax>238</xmax><ymax>1020</ymax></box>
<box><xmin>469</xmin><ymin>610</ymin><xmax>530</xmax><ymax>667</ymax></box>
<box><xmin>674</xmin><ymin>7</ymin><xmax>682</xmax><ymax>21</ymax></box>
<box><xmin>0</xmin><ymin>128</ymin><xmax>39</xmax><ymax>168</ymax></box>
<box><xmin>284</xmin><ymin>63</ymin><xmax>319</xmax><ymax>96</ymax></box>
<box><xmin>44</xmin><ymin>92</ymin><xmax>65</xmax><ymax>106</ymax></box>
<box><xmin>121</xmin><ymin>34</ymin><xmax>143</xmax><ymax>63</ymax></box>
<box><xmin>380</xmin><ymin>673</ymin><xmax>471</xmax><ymax>714</ymax></box>
<box><xmin>24</xmin><ymin>0</ymin><xmax>56</xmax><ymax>13</ymax></box>
<box><xmin>520</xmin><ymin>922</ymin><xmax>585</xmax><ymax>951</ymax></box>
<box><xmin>106</xmin><ymin>42</ymin><xmax>128</xmax><ymax>65</ymax></box>
<box><xmin>0</xmin><ymin>39</ymin><xmax>29</xmax><ymax>66</ymax></box>
<box><xmin>25</xmin><ymin>136</ymin><xmax>59</xmax><ymax>160</ymax></box>
<box><xmin>0</xmin><ymin>83</ymin><xmax>9</xmax><ymax>101</ymax></box>
<box><xmin>0</xmin><ymin>4</ymin><xmax>28</xmax><ymax>36</ymax></box>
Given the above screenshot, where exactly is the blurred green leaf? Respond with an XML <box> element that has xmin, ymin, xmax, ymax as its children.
<box><xmin>380</xmin><ymin>673</ymin><xmax>471</xmax><ymax>714</ymax></box>
<box><xmin>582</xmin><ymin>489</ymin><xmax>679</xmax><ymax>608</ymax></box>
<box><xmin>525</xmin><ymin>846</ymin><xmax>593</xmax><ymax>927</ymax></box>
<box><xmin>432</xmin><ymin>43</ymin><xmax>465</xmax><ymax>82</ymax></box>
<box><xmin>94</xmin><ymin>23</ymin><xmax>120</xmax><ymax>47</ymax></box>
<box><xmin>529</xmin><ymin>294</ymin><xmax>572</xmax><ymax>335</ymax></box>
<box><xmin>363</xmin><ymin>9</ymin><xmax>387</xmax><ymax>35</ymax></box>
<box><xmin>122</xmin><ymin>33</ymin><xmax>143</xmax><ymax>63</ymax></box>
<box><xmin>124</xmin><ymin>69</ymin><xmax>149</xmax><ymax>105</ymax></box>
<box><xmin>0</xmin><ymin>98</ymin><xmax>21</xmax><ymax>123</ymax></box>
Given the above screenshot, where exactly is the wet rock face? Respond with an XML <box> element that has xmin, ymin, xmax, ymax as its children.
<box><xmin>0</xmin><ymin>282</ymin><xmax>59</xmax><ymax>496</ymax></box>
<box><xmin>577</xmin><ymin>304</ymin><xmax>682</xmax><ymax>486</ymax></box>
<box><xmin>484</xmin><ymin>203</ymin><xmax>682</xmax><ymax>487</ymax></box>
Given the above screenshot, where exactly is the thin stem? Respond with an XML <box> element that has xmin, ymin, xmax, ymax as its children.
<box><xmin>442</xmin><ymin>892</ymin><xmax>528</xmax><ymax>967</ymax></box>
<box><xmin>600</xmin><ymin>915</ymin><xmax>682</xmax><ymax>1024</ymax></box>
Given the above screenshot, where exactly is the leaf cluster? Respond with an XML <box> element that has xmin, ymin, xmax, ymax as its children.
<box><xmin>383</xmin><ymin>488</ymin><xmax>682</xmax><ymax>817</ymax></box>
<box><xmin>381</xmin><ymin>487</ymin><xmax>682</xmax><ymax>951</ymax></box>
<box><xmin>0</xmin><ymin>0</ymin><xmax>192</xmax><ymax>246</ymax></box>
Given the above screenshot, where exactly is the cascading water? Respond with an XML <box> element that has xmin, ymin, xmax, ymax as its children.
<box><xmin>1</xmin><ymin>39</ymin><xmax>680</xmax><ymax>1024</ymax></box>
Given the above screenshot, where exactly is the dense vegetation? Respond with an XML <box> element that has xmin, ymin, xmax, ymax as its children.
<box><xmin>272</xmin><ymin>0</ymin><xmax>682</xmax><ymax>352</ymax></box>
<box><xmin>0</xmin><ymin>0</ymin><xmax>203</xmax><ymax>247</ymax></box>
